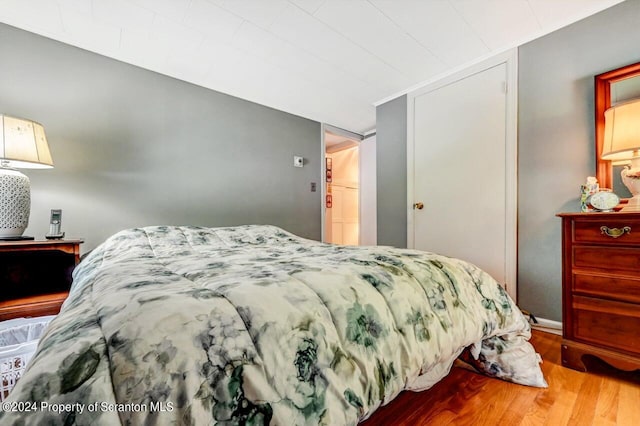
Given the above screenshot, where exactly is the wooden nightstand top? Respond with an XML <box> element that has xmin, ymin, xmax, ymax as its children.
<box><xmin>0</xmin><ymin>238</ymin><xmax>83</xmax><ymax>247</ymax></box>
<box><xmin>0</xmin><ymin>239</ymin><xmax>83</xmax><ymax>254</ymax></box>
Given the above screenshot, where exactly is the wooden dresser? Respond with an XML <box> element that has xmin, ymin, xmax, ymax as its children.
<box><xmin>558</xmin><ymin>212</ymin><xmax>640</xmax><ymax>372</ymax></box>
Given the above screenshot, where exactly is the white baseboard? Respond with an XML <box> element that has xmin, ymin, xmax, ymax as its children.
<box><xmin>530</xmin><ymin>317</ymin><xmax>562</xmax><ymax>336</ymax></box>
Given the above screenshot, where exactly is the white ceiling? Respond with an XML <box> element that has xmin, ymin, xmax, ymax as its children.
<box><xmin>0</xmin><ymin>0</ymin><xmax>625</xmax><ymax>134</ymax></box>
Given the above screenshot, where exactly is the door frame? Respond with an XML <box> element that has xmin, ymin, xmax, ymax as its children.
<box><xmin>406</xmin><ymin>49</ymin><xmax>518</xmax><ymax>301</ymax></box>
<box><xmin>359</xmin><ymin>131</ymin><xmax>377</xmax><ymax>246</ymax></box>
<box><xmin>321</xmin><ymin>124</ymin><xmax>364</xmax><ymax>243</ymax></box>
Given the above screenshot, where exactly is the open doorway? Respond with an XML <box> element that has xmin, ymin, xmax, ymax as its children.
<box><xmin>322</xmin><ymin>125</ymin><xmax>376</xmax><ymax>246</ymax></box>
<box><xmin>325</xmin><ymin>131</ymin><xmax>360</xmax><ymax>245</ymax></box>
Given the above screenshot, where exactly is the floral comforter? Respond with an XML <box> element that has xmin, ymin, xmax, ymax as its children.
<box><xmin>3</xmin><ymin>225</ymin><xmax>546</xmax><ymax>425</ymax></box>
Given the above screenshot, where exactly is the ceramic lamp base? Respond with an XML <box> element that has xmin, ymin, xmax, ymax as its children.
<box><xmin>621</xmin><ymin>160</ymin><xmax>640</xmax><ymax>212</ymax></box>
<box><xmin>0</xmin><ymin>168</ymin><xmax>31</xmax><ymax>238</ymax></box>
<box><xmin>621</xmin><ymin>195</ymin><xmax>640</xmax><ymax>212</ymax></box>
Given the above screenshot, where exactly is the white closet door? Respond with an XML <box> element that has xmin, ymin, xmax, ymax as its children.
<box><xmin>331</xmin><ymin>186</ymin><xmax>359</xmax><ymax>246</ymax></box>
<box><xmin>410</xmin><ymin>62</ymin><xmax>510</xmax><ymax>287</ymax></box>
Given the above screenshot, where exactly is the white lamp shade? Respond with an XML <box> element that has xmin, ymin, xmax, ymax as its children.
<box><xmin>602</xmin><ymin>99</ymin><xmax>640</xmax><ymax>162</ymax></box>
<box><xmin>0</xmin><ymin>114</ymin><xmax>53</xmax><ymax>238</ymax></box>
<box><xmin>0</xmin><ymin>114</ymin><xmax>53</xmax><ymax>169</ymax></box>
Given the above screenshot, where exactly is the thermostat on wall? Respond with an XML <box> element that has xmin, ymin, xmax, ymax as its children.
<box><xmin>294</xmin><ymin>156</ymin><xmax>304</xmax><ymax>167</ymax></box>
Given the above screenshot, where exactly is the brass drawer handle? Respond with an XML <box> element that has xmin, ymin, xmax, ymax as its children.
<box><xmin>600</xmin><ymin>226</ymin><xmax>631</xmax><ymax>238</ymax></box>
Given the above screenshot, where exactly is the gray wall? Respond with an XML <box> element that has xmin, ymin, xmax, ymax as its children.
<box><xmin>518</xmin><ymin>0</ymin><xmax>640</xmax><ymax>321</ymax></box>
<box><xmin>376</xmin><ymin>95</ymin><xmax>407</xmax><ymax>248</ymax></box>
<box><xmin>0</xmin><ymin>24</ymin><xmax>321</xmax><ymax>252</ymax></box>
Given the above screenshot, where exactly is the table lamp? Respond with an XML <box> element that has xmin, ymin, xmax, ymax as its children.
<box><xmin>601</xmin><ymin>99</ymin><xmax>640</xmax><ymax>212</ymax></box>
<box><xmin>0</xmin><ymin>114</ymin><xmax>53</xmax><ymax>239</ymax></box>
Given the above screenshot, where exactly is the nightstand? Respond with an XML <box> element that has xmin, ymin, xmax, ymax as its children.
<box><xmin>558</xmin><ymin>212</ymin><xmax>640</xmax><ymax>372</ymax></box>
<box><xmin>0</xmin><ymin>239</ymin><xmax>83</xmax><ymax>321</ymax></box>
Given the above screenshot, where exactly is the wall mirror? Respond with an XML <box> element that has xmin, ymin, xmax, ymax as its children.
<box><xmin>595</xmin><ymin>61</ymin><xmax>640</xmax><ymax>198</ymax></box>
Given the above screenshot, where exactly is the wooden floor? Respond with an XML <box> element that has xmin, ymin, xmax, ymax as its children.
<box><xmin>362</xmin><ymin>331</ymin><xmax>640</xmax><ymax>425</ymax></box>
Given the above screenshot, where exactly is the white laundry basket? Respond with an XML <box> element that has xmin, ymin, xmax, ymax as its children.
<box><xmin>0</xmin><ymin>315</ymin><xmax>55</xmax><ymax>401</ymax></box>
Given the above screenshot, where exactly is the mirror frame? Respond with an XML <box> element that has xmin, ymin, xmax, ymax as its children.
<box><xmin>595</xmin><ymin>61</ymin><xmax>640</xmax><ymax>191</ymax></box>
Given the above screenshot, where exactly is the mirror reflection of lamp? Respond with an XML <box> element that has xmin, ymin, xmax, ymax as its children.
<box><xmin>0</xmin><ymin>114</ymin><xmax>54</xmax><ymax>239</ymax></box>
<box><xmin>601</xmin><ymin>99</ymin><xmax>640</xmax><ymax>212</ymax></box>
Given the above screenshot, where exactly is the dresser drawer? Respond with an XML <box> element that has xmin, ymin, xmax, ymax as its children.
<box><xmin>573</xmin><ymin>217</ymin><xmax>640</xmax><ymax>244</ymax></box>
<box><xmin>573</xmin><ymin>296</ymin><xmax>640</xmax><ymax>355</ymax></box>
<box><xmin>573</xmin><ymin>273</ymin><xmax>640</xmax><ymax>304</ymax></box>
<box><xmin>573</xmin><ymin>246</ymin><xmax>640</xmax><ymax>272</ymax></box>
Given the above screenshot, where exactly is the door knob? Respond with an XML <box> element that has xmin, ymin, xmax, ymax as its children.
<box><xmin>414</xmin><ymin>202</ymin><xmax>424</xmax><ymax>210</ymax></box>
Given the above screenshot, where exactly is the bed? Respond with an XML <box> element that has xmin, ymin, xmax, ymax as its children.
<box><xmin>2</xmin><ymin>225</ymin><xmax>546</xmax><ymax>425</ymax></box>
